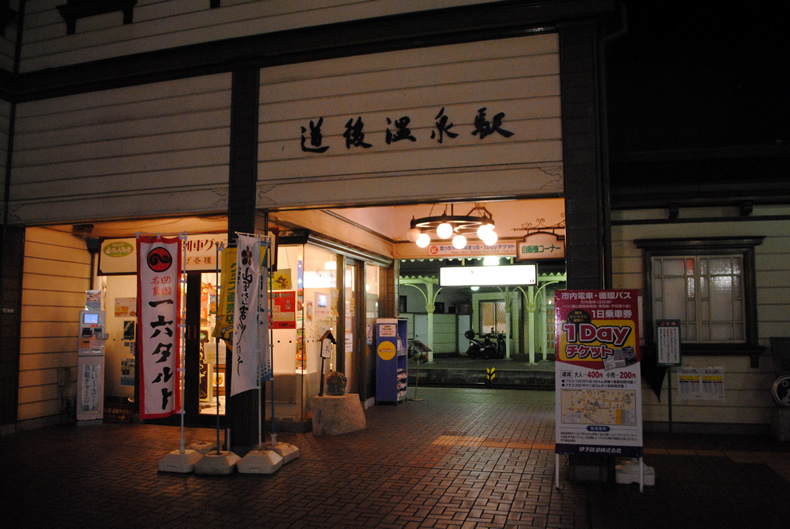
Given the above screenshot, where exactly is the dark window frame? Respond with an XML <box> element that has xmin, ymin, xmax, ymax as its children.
<box><xmin>635</xmin><ymin>236</ymin><xmax>765</xmax><ymax>366</ymax></box>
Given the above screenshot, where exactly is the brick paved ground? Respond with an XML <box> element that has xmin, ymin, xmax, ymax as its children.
<box><xmin>3</xmin><ymin>387</ymin><xmax>789</xmax><ymax>529</ymax></box>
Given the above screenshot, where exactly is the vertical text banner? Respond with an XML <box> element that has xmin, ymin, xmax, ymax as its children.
<box><xmin>232</xmin><ymin>235</ymin><xmax>261</xmax><ymax>396</ymax></box>
<box><xmin>137</xmin><ymin>235</ymin><xmax>182</xmax><ymax>419</ymax></box>
<box><xmin>554</xmin><ymin>290</ymin><xmax>643</xmax><ymax>457</ymax></box>
<box><xmin>212</xmin><ymin>247</ymin><xmax>236</xmax><ymax>343</ymax></box>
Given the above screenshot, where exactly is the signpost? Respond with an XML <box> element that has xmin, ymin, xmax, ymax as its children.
<box><xmin>657</xmin><ymin>319</ymin><xmax>681</xmax><ymax>433</ymax></box>
<box><xmin>318</xmin><ymin>330</ymin><xmax>335</xmax><ymax>396</ymax></box>
<box><xmin>554</xmin><ymin>290</ymin><xmax>644</xmax><ymax>490</ymax></box>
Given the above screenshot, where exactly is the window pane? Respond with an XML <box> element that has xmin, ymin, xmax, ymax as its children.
<box><xmin>663</xmin><ymin>258</ymin><xmax>685</xmax><ymax>276</ymax></box>
<box><xmin>664</xmin><ymin>277</ymin><xmax>685</xmax><ymax>318</ymax></box>
<box><xmin>496</xmin><ymin>302</ymin><xmax>506</xmax><ymax>334</ymax></box>
<box><xmin>701</xmin><ymin>322</ymin><xmax>710</xmax><ymax>341</ymax></box>
<box><xmin>710</xmin><ymin>278</ymin><xmax>734</xmax><ymax>322</ymax></box>
<box><xmin>711</xmin><ymin>323</ymin><xmax>733</xmax><ymax>341</ymax></box>
<box><xmin>733</xmin><ymin>275</ymin><xmax>742</xmax><ymax>297</ymax></box>
<box><xmin>685</xmin><ymin>322</ymin><xmax>696</xmax><ymax>341</ymax></box>
<box><xmin>709</xmin><ymin>257</ymin><xmax>733</xmax><ymax>275</ymax></box>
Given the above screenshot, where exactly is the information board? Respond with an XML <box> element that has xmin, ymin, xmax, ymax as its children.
<box><xmin>657</xmin><ymin>319</ymin><xmax>682</xmax><ymax>366</ymax></box>
<box><xmin>554</xmin><ymin>290</ymin><xmax>643</xmax><ymax>457</ymax></box>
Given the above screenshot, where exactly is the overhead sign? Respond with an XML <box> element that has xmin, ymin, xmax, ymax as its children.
<box><xmin>426</xmin><ymin>242</ymin><xmax>517</xmax><ymax>257</ymax></box>
<box><xmin>439</xmin><ymin>264</ymin><xmax>536</xmax><ymax>286</ymax></box>
<box><xmin>554</xmin><ymin>290</ymin><xmax>643</xmax><ymax>458</ymax></box>
<box><xmin>517</xmin><ymin>231</ymin><xmax>565</xmax><ymax>260</ymax></box>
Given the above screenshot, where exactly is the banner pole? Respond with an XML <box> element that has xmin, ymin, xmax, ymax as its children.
<box><xmin>267</xmin><ymin>239</ymin><xmax>277</xmax><ymax>445</ymax></box>
<box><xmin>215</xmin><ymin>242</ymin><xmax>223</xmax><ymax>454</ymax></box>
<box><xmin>178</xmin><ymin>232</ymin><xmax>187</xmax><ymax>454</ymax></box>
<box><xmin>256</xmin><ymin>236</ymin><xmax>265</xmax><ymax>449</ymax></box>
<box><xmin>155</xmin><ymin>233</ymin><xmax>203</xmax><ymax>474</ymax></box>
<box><xmin>555</xmin><ymin>454</ymin><xmax>560</xmax><ymax>489</ymax></box>
<box><xmin>223</xmin><ymin>239</ymin><xmax>236</xmax><ymax>454</ymax></box>
<box><xmin>667</xmin><ymin>366</ymin><xmax>673</xmax><ymax>434</ymax></box>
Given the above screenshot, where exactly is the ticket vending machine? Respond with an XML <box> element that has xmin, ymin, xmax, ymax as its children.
<box><xmin>77</xmin><ymin>309</ymin><xmax>107</xmax><ymax>422</ymax></box>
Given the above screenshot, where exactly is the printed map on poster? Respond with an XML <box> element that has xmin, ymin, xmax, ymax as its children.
<box><xmin>561</xmin><ymin>389</ymin><xmax>637</xmax><ymax>426</ymax></box>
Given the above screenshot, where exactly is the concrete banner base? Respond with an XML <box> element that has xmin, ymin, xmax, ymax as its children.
<box><xmin>194</xmin><ymin>450</ymin><xmax>240</xmax><ymax>475</ymax></box>
<box><xmin>158</xmin><ymin>449</ymin><xmax>203</xmax><ymax>473</ymax></box>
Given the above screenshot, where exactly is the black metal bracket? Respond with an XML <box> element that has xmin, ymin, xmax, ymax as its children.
<box><xmin>57</xmin><ymin>0</ymin><xmax>137</xmax><ymax>35</ymax></box>
<box><xmin>0</xmin><ymin>0</ymin><xmax>17</xmax><ymax>37</ymax></box>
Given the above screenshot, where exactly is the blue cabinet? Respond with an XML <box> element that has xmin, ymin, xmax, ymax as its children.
<box><xmin>375</xmin><ymin>318</ymin><xmax>408</xmax><ymax>404</ymax></box>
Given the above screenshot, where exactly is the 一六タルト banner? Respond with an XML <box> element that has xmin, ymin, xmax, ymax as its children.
<box><xmin>554</xmin><ymin>290</ymin><xmax>643</xmax><ymax>458</ymax></box>
<box><xmin>137</xmin><ymin>235</ymin><xmax>182</xmax><ymax>419</ymax></box>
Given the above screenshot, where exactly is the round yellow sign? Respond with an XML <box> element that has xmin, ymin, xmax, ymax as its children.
<box><xmin>377</xmin><ymin>341</ymin><xmax>396</xmax><ymax>361</ymax></box>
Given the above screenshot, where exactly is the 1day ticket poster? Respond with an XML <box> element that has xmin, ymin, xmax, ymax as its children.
<box><xmin>554</xmin><ymin>290</ymin><xmax>643</xmax><ymax>457</ymax></box>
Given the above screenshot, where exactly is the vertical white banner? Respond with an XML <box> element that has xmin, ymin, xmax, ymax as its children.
<box><xmin>232</xmin><ymin>235</ymin><xmax>261</xmax><ymax>396</ymax></box>
<box><xmin>137</xmin><ymin>236</ymin><xmax>182</xmax><ymax>419</ymax></box>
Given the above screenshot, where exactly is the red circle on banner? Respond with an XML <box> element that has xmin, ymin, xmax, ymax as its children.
<box><xmin>147</xmin><ymin>247</ymin><xmax>173</xmax><ymax>272</ymax></box>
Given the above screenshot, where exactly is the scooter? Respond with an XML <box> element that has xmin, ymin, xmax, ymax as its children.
<box><xmin>464</xmin><ymin>329</ymin><xmax>499</xmax><ymax>359</ymax></box>
<box><xmin>494</xmin><ymin>331</ymin><xmax>506</xmax><ymax>357</ymax></box>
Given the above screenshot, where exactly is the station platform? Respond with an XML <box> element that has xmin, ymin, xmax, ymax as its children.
<box><xmin>409</xmin><ymin>353</ymin><xmax>556</xmax><ymax>389</ymax></box>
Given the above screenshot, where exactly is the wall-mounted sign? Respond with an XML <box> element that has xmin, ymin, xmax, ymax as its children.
<box><xmin>271</xmin><ymin>291</ymin><xmax>297</xmax><ymax>329</ymax></box>
<box><xmin>656</xmin><ymin>319</ymin><xmax>681</xmax><ymax>366</ymax></box>
<box><xmin>297</xmin><ymin>105</ymin><xmax>516</xmax><ymax>155</ymax></box>
<box><xmin>272</xmin><ymin>269</ymin><xmax>292</xmax><ymax>290</ymax></box>
<box><xmin>678</xmin><ymin>367</ymin><xmax>725</xmax><ymax>401</ymax></box>
<box><xmin>99</xmin><ymin>234</ymin><xmax>227</xmax><ymax>274</ymax></box>
<box><xmin>517</xmin><ymin>231</ymin><xmax>565</xmax><ymax>260</ymax></box>
<box><xmin>426</xmin><ymin>242</ymin><xmax>517</xmax><ymax>257</ymax></box>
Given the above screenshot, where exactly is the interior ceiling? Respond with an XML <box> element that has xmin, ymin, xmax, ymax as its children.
<box><xmin>49</xmin><ymin>198</ymin><xmax>564</xmax><ymax>258</ymax></box>
<box><xmin>325</xmin><ymin>198</ymin><xmax>564</xmax><ymax>243</ymax></box>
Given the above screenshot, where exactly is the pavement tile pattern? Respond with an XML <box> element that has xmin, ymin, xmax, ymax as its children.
<box><xmin>3</xmin><ymin>387</ymin><xmax>789</xmax><ymax>529</ymax></box>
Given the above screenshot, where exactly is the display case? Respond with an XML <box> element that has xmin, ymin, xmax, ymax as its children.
<box><xmin>375</xmin><ymin>318</ymin><xmax>408</xmax><ymax>404</ymax></box>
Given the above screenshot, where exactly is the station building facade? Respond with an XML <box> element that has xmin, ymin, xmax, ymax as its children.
<box><xmin>0</xmin><ymin>1</ymin><xmax>787</xmax><ymax>448</ymax></box>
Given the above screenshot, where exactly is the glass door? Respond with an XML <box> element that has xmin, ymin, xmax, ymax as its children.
<box><xmin>344</xmin><ymin>260</ymin><xmax>358</xmax><ymax>394</ymax></box>
<box><xmin>184</xmin><ymin>271</ymin><xmax>225</xmax><ymax>425</ymax></box>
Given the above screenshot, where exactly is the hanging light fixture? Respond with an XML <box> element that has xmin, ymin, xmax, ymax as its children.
<box><xmin>436</xmin><ymin>215</ymin><xmax>454</xmax><ymax>239</ymax></box>
<box><xmin>407</xmin><ymin>204</ymin><xmax>498</xmax><ymax>249</ymax></box>
<box><xmin>452</xmin><ymin>234</ymin><xmax>467</xmax><ymax>249</ymax></box>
